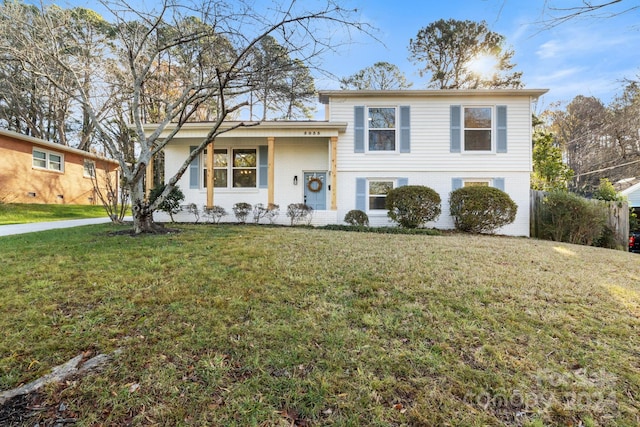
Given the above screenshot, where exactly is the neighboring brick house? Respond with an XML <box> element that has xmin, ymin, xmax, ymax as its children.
<box><xmin>152</xmin><ymin>89</ymin><xmax>547</xmax><ymax>236</ymax></box>
<box><xmin>0</xmin><ymin>129</ymin><xmax>120</xmax><ymax>204</ymax></box>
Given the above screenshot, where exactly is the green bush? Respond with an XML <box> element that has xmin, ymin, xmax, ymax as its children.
<box><xmin>449</xmin><ymin>186</ymin><xmax>517</xmax><ymax>233</ymax></box>
<box><xmin>385</xmin><ymin>185</ymin><xmax>441</xmax><ymax>228</ymax></box>
<box><xmin>541</xmin><ymin>190</ymin><xmax>606</xmax><ymax>246</ymax></box>
<box><xmin>344</xmin><ymin>209</ymin><xmax>369</xmax><ymax>226</ymax></box>
<box><xmin>149</xmin><ymin>184</ymin><xmax>185</xmax><ymax>222</ymax></box>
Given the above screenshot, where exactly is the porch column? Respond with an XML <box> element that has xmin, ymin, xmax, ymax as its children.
<box><xmin>206</xmin><ymin>141</ymin><xmax>214</xmax><ymax>207</ymax></box>
<box><xmin>145</xmin><ymin>157</ymin><xmax>154</xmax><ymax>198</ymax></box>
<box><xmin>330</xmin><ymin>136</ymin><xmax>337</xmax><ymax>210</ymax></box>
<box><xmin>268</xmin><ymin>136</ymin><xmax>275</xmax><ymax>205</ymax></box>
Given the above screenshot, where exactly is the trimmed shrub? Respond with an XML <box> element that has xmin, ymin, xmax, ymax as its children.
<box><xmin>232</xmin><ymin>202</ymin><xmax>252</xmax><ymax>223</ymax></box>
<box><xmin>149</xmin><ymin>184</ymin><xmax>184</xmax><ymax>222</ymax></box>
<box><xmin>344</xmin><ymin>209</ymin><xmax>369</xmax><ymax>226</ymax></box>
<box><xmin>287</xmin><ymin>203</ymin><xmax>313</xmax><ymax>225</ymax></box>
<box><xmin>253</xmin><ymin>203</ymin><xmax>280</xmax><ymax>224</ymax></box>
<box><xmin>449</xmin><ymin>186</ymin><xmax>517</xmax><ymax>233</ymax></box>
<box><xmin>541</xmin><ymin>190</ymin><xmax>606</xmax><ymax>246</ymax></box>
<box><xmin>203</xmin><ymin>205</ymin><xmax>226</xmax><ymax>224</ymax></box>
<box><xmin>385</xmin><ymin>185</ymin><xmax>441</xmax><ymax>228</ymax></box>
<box><xmin>185</xmin><ymin>203</ymin><xmax>200</xmax><ymax>223</ymax></box>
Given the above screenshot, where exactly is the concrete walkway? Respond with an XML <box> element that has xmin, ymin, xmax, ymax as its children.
<box><xmin>0</xmin><ymin>217</ymin><xmax>130</xmax><ymax>237</ymax></box>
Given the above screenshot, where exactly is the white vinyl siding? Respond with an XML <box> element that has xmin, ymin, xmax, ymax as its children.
<box><xmin>332</xmin><ymin>96</ymin><xmax>532</xmax><ymax>173</ymax></box>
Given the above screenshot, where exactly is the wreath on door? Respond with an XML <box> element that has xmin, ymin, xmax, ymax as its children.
<box><xmin>307</xmin><ymin>177</ymin><xmax>323</xmax><ymax>192</ymax></box>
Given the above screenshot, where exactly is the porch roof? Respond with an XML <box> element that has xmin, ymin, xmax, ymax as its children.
<box><xmin>143</xmin><ymin>120</ymin><xmax>348</xmax><ymax>140</ymax></box>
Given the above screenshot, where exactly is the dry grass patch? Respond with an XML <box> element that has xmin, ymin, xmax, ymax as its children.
<box><xmin>0</xmin><ymin>224</ymin><xmax>638</xmax><ymax>426</ymax></box>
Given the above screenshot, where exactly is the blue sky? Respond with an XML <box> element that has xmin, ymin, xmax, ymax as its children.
<box><xmin>53</xmin><ymin>0</ymin><xmax>640</xmax><ymax>112</ymax></box>
<box><xmin>316</xmin><ymin>0</ymin><xmax>640</xmax><ymax>111</ymax></box>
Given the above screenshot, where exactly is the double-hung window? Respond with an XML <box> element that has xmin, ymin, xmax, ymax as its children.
<box><xmin>368</xmin><ymin>180</ymin><xmax>394</xmax><ymax>210</ymax></box>
<box><xmin>33</xmin><ymin>149</ymin><xmax>63</xmax><ymax>172</ymax></box>
<box><xmin>232</xmin><ymin>149</ymin><xmax>257</xmax><ymax>187</ymax></box>
<box><xmin>201</xmin><ymin>148</ymin><xmax>257</xmax><ymax>188</ymax></box>
<box><xmin>213</xmin><ymin>149</ymin><xmax>228</xmax><ymax>187</ymax></box>
<box><xmin>368</xmin><ymin>107</ymin><xmax>396</xmax><ymax>152</ymax></box>
<box><xmin>463</xmin><ymin>107</ymin><xmax>492</xmax><ymax>151</ymax></box>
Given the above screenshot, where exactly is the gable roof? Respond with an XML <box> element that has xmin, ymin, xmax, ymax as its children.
<box><xmin>318</xmin><ymin>89</ymin><xmax>549</xmax><ymax>104</ymax></box>
<box><xmin>0</xmin><ymin>128</ymin><xmax>119</xmax><ymax>165</ymax></box>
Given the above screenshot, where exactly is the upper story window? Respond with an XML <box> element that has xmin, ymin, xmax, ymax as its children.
<box><xmin>33</xmin><ymin>148</ymin><xmax>63</xmax><ymax>172</ymax></box>
<box><xmin>368</xmin><ymin>107</ymin><xmax>396</xmax><ymax>152</ymax></box>
<box><xmin>464</xmin><ymin>107</ymin><xmax>492</xmax><ymax>151</ymax></box>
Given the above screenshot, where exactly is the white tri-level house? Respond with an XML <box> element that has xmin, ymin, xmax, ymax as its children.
<box><xmin>155</xmin><ymin>89</ymin><xmax>548</xmax><ymax>236</ymax></box>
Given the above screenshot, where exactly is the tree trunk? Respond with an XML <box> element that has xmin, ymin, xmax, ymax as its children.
<box><xmin>130</xmin><ymin>178</ymin><xmax>161</xmax><ymax>234</ymax></box>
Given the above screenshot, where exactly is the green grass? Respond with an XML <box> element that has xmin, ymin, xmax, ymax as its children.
<box><xmin>0</xmin><ymin>203</ymin><xmax>111</xmax><ymax>225</ymax></box>
<box><xmin>1</xmin><ymin>224</ymin><xmax>639</xmax><ymax>426</ymax></box>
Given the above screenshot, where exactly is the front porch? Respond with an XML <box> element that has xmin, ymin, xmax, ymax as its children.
<box><xmin>151</xmin><ymin>121</ymin><xmax>347</xmax><ymax>224</ymax></box>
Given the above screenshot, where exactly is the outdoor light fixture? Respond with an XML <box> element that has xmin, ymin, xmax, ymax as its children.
<box><xmin>293</xmin><ymin>175</ymin><xmax>298</xmax><ymax>185</ymax></box>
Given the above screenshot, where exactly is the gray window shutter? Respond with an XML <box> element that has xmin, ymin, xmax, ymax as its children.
<box><xmin>493</xmin><ymin>177</ymin><xmax>505</xmax><ymax>191</ymax></box>
<box><xmin>356</xmin><ymin>178</ymin><xmax>366</xmax><ymax>211</ymax></box>
<box><xmin>354</xmin><ymin>106</ymin><xmax>365</xmax><ymax>153</ymax></box>
<box><xmin>452</xmin><ymin>178</ymin><xmax>462</xmax><ymax>190</ymax></box>
<box><xmin>450</xmin><ymin>105</ymin><xmax>461</xmax><ymax>153</ymax></box>
<box><xmin>258</xmin><ymin>146</ymin><xmax>268</xmax><ymax>188</ymax></box>
<box><xmin>496</xmin><ymin>105</ymin><xmax>507</xmax><ymax>153</ymax></box>
<box><xmin>399</xmin><ymin>106</ymin><xmax>410</xmax><ymax>153</ymax></box>
<box><xmin>397</xmin><ymin>177</ymin><xmax>408</xmax><ymax>187</ymax></box>
<box><xmin>189</xmin><ymin>146</ymin><xmax>199</xmax><ymax>189</ymax></box>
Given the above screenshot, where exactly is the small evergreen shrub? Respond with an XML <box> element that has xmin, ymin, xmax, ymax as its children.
<box><xmin>203</xmin><ymin>205</ymin><xmax>226</xmax><ymax>224</ymax></box>
<box><xmin>385</xmin><ymin>185</ymin><xmax>441</xmax><ymax>228</ymax></box>
<box><xmin>344</xmin><ymin>209</ymin><xmax>369</xmax><ymax>226</ymax></box>
<box><xmin>232</xmin><ymin>202</ymin><xmax>252</xmax><ymax>224</ymax></box>
<box><xmin>287</xmin><ymin>203</ymin><xmax>313</xmax><ymax>225</ymax></box>
<box><xmin>541</xmin><ymin>190</ymin><xmax>606</xmax><ymax>246</ymax></box>
<box><xmin>149</xmin><ymin>184</ymin><xmax>185</xmax><ymax>222</ymax></box>
<box><xmin>449</xmin><ymin>186</ymin><xmax>517</xmax><ymax>233</ymax></box>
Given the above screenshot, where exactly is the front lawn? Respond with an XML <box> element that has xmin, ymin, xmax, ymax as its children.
<box><xmin>0</xmin><ymin>203</ymin><xmax>111</xmax><ymax>225</ymax></box>
<box><xmin>0</xmin><ymin>224</ymin><xmax>638</xmax><ymax>426</ymax></box>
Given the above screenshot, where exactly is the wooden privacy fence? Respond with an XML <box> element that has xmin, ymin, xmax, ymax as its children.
<box><xmin>530</xmin><ymin>190</ymin><xmax>629</xmax><ymax>250</ymax></box>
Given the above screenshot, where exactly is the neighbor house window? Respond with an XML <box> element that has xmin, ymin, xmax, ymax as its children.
<box><xmin>464</xmin><ymin>107</ymin><xmax>492</xmax><ymax>151</ymax></box>
<box><xmin>368</xmin><ymin>107</ymin><xmax>396</xmax><ymax>151</ymax></box>
<box><xmin>33</xmin><ymin>149</ymin><xmax>63</xmax><ymax>172</ymax></box>
<box><xmin>83</xmin><ymin>160</ymin><xmax>96</xmax><ymax>178</ymax></box>
<box><xmin>232</xmin><ymin>149</ymin><xmax>257</xmax><ymax>188</ymax></box>
<box><xmin>368</xmin><ymin>180</ymin><xmax>394</xmax><ymax>210</ymax></box>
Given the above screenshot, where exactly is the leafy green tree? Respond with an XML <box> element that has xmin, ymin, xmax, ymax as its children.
<box><xmin>592</xmin><ymin>178</ymin><xmax>622</xmax><ymax>201</ymax></box>
<box><xmin>248</xmin><ymin>37</ymin><xmax>316</xmax><ymax>120</ymax></box>
<box><xmin>531</xmin><ymin>130</ymin><xmax>574</xmax><ymax>191</ymax></box>
<box><xmin>339</xmin><ymin>61</ymin><xmax>412</xmax><ymax>90</ymax></box>
<box><xmin>408</xmin><ymin>19</ymin><xmax>522</xmax><ymax>89</ymax></box>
